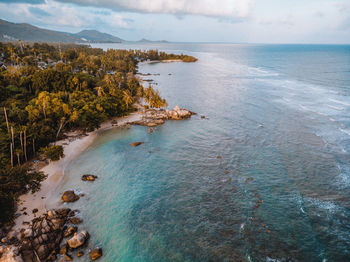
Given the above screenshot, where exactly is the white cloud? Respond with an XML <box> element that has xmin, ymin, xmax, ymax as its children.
<box><xmin>0</xmin><ymin>0</ymin><xmax>132</xmax><ymax>31</ymax></box>
<box><xmin>56</xmin><ymin>0</ymin><xmax>255</xmax><ymax>18</ymax></box>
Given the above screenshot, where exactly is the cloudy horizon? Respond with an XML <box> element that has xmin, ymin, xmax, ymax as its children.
<box><xmin>0</xmin><ymin>0</ymin><xmax>349</xmax><ymax>43</ymax></box>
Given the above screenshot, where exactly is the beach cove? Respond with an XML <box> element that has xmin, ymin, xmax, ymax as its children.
<box><xmin>2</xmin><ymin>43</ymin><xmax>350</xmax><ymax>262</ymax></box>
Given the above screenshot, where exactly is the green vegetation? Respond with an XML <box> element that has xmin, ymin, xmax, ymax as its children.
<box><xmin>144</xmin><ymin>84</ymin><xmax>168</xmax><ymax>108</ymax></box>
<box><xmin>0</xmin><ymin>166</ymin><xmax>46</xmax><ymax>223</ymax></box>
<box><xmin>40</xmin><ymin>145</ymin><xmax>64</xmax><ymax>161</ymax></box>
<box><xmin>0</xmin><ymin>41</ymin><xmax>197</xmax><ymax>224</ymax></box>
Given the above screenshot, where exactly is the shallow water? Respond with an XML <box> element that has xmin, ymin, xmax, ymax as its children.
<box><xmin>49</xmin><ymin>44</ymin><xmax>350</xmax><ymax>261</ymax></box>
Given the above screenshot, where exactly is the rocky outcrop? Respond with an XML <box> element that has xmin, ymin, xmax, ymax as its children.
<box><xmin>61</xmin><ymin>191</ymin><xmax>80</xmax><ymax>202</ymax></box>
<box><xmin>81</xmin><ymin>174</ymin><xmax>98</xmax><ymax>182</ymax></box>
<box><xmin>130</xmin><ymin>106</ymin><xmax>195</xmax><ymax>127</ymax></box>
<box><xmin>89</xmin><ymin>247</ymin><xmax>102</xmax><ymax>260</ymax></box>
<box><xmin>66</xmin><ymin>231</ymin><xmax>89</xmax><ymax>249</ymax></box>
<box><xmin>167</xmin><ymin>105</ymin><xmax>194</xmax><ymax>120</ymax></box>
<box><xmin>19</xmin><ymin>208</ymin><xmax>70</xmax><ymax>262</ymax></box>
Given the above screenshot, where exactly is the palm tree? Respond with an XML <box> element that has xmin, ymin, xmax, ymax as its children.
<box><xmin>122</xmin><ymin>90</ymin><xmax>133</xmax><ymax>110</ymax></box>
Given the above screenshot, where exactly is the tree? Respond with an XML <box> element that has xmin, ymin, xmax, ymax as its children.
<box><xmin>40</xmin><ymin>145</ymin><xmax>64</xmax><ymax>161</ymax></box>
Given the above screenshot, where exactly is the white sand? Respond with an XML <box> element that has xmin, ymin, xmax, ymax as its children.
<box><xmin>13</xmin><ymin>112</ymin><xmax>143</xmax><ymax>230</ymax></box>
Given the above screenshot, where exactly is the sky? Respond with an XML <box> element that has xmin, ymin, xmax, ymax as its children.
<box><xmin>0</xmin><ymin>0</ymin><xmax>349</xmax><ymax>43</ymax></box>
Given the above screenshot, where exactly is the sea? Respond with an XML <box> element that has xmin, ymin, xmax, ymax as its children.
<box><xmin>47</xmin><ymin>43</ymin><xmax>350</xmax><ymax>262</ymax></box>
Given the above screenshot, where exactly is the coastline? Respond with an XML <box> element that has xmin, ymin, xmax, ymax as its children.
<box><xmin>13</xmin><ymin>112</ymin><xmax>143</xmax><ymax>230</ymax></box>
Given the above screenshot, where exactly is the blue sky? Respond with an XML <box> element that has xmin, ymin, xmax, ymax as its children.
<box><xmin>0</xmin><ymin>0</ymin><xmax>349</xmax><ymax>43</ymax></box>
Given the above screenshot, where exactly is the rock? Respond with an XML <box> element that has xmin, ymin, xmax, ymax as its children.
<box><xmin>65</xmin><ymin>253</ymin><xmax>73</xmax><ymax>261</ymax></box>
<box><xmin>77</xmin><ymin>251</ymin><xmax>84</xmax><ymax>257</ymax></box>
<box><xmin>225</xmin><ymin>170</ymin><xmax>230</xmax><ymax>174</ymax></box>
<box><xmin>129</xmin><ymin>142</ymin><xmax>143</xmax><ymax>147</ymax></box>
<box><xmin>60</xmin><ymin>244</ymin><xmax>68</xmax><ymax>254</ymax></box>
<box><xmin>200</xmin><ymin>115</ymin><xmax>206</xmax><ymax>119</ymax></box>
<box><xmin>147</xmin><ymin>128</ymin><xmax>153</xmax><ymax>133</ymax></box>
<box><xmin>216</xmin><ymin>155</ymin><xmax>222</xmax><ymax>159</ymax></box>
<box><xmin>89</xmin><ymin>248</ymin><xmax>102</xmax><ymax>260</ymax></box>
<box><xmin>23</xmin><ymin>228</ymin><xmax>32</xmax><ymax>238</ymax></box>
<box><xmin>67</xmin><ymin>231</ymin><xmax>89</xmax><ymax>249</ymax></box>
<box><xmin>47</xmin><ymin>210</ymin><xmax>57</xmax><ymax>218</ymax></box>
<box><xmin>64</xmin><ymin>226</ymin><xmax>77</xmax><ymax>237</ymax></box>
<box><xmin>244</xmin><ymin>177</ymin><xmax>254</xmax><ymax>183</ymax></box>
<box><xmin>61</xmin><ymin>191</ymin><xmax>80</xmax><ymax>202</ymax></box>
<box><xmin>69</xmin><ymin>217</ymin><xmax>83</xmax><ymax>225</ymax></box>
<box><xmin>81</xmin><ymin>174</ymin><xmax>98</xmax><ymax>182</ymax></box>
<box><xmin>32</xmin><ymin>208</ymin><xmax>38</xmax><ymax>214</ymax></box>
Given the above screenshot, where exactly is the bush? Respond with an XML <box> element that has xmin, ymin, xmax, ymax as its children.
<box><xmin>40</xmin><ymin>145</ymin><xmax>64</xmax><ymax>161</ymax></box>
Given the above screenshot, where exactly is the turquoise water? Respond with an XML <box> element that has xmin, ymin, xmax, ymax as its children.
<box><xmin>52</xmin><ymin>44</ymin><xmax>350</xmax><ymax>261</ymax></box>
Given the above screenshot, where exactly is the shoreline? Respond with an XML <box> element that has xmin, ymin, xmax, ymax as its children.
<box><xmin>13</xmin><ymin>111</ymin><xmax>143</xmax><ymax>231</ymax></box>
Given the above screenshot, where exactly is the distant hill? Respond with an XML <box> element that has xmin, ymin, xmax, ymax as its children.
<box><xmin>75</xmin><ymin>30</ymin><xmax>122</xmax><ymax>43</ymax></box>
<box><xmin>0</xmin><ymin>19</ymin><xmax>124</xmax><ymax>43</ymax></box>
<box><xmin>137</xmin><ymin>38</ymin><xmax>169</xmax><ymax>43</ymax></box>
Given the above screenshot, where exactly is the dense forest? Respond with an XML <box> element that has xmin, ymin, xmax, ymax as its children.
<box><xmin>0</xmin><ymin>42</ymin><xmax>197</xmax><ymax>224</ymax></box>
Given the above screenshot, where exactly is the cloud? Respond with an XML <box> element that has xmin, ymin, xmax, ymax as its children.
<box><xmin>56</xmin><ymin>0</ymin><xmax>255</xmax><ymax>18</ymax></box>
<box><xmin>28</xmin><ymin>6</ymin><xmax>50</xmax><ymax>17</ymax></box>
<box><xmin>0</xmin><ymin>0</ymin><xmax>44</xmax><ymax>3</ymax></box>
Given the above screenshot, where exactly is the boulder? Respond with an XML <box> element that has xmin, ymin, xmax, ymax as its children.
<box><xmin>64</xmin><ymin>226</ymin><xmax>77</xmax><ymax>237</ymax></box>
<box><xmin>129</xmin><ymin>142</ymin><xmax>143</xmax><ymax>147</ymax></box>
<box><xmin>61</xmin><ymin>191</ymin><xmax>80</xmax><ymax>202</ymax></box>
<box><xmin>67</xmin><ymin>231</ymin><xmax>89</xmax><ymax>249</ymax></box>
<box><xmin>65</xmin><ymin>253</ymin><xmax>73</xmax><ymax>261</ymax></box>
<box><xmin>69</xmin><ymin>217</ymin><xmax>83</xmax><ymax>225</ymax></box>
<box><xmin>81</xmin><ymin>174</ymin><xmax>98</xmax><ymax>182</ymax></box>
<box><xmin>89</xmin><ymin>248</ymin><xmax>102</xmax><ymax>260</ymax></box>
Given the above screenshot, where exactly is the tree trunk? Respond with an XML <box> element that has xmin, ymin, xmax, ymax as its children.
<box><xmin>20</xmin><ymin>131</ymin><xmax>23</xmax><ymax>152</ymax></box>
<box><xmin>11</xmin><ymin>126</ymin><xmax>15</xmax><ymax>162</ymax></box>
<box><xmin>24</xmin><ymin>130</ymin><xmax>27</xmax><ymax>162</ymax></box>
<box><xmin>3</xmin><ymin>107</ymin><xmax>9</xmax><ymax>133</ymax></box>
<box><xmin>32</xmin><ymin>138</ymin><xmax>35</xmax><ymax>156</ymax></box>
<box><xmin>56</xmin><ymin>119</ymin><xmax>65</xmax><ymax>141</ymax></box>
<box><xmin>10</xmin><ymin>143</ymin><xmax>13</xmax><ymax>168</ymax></box>
<box><xmin>17</xmin><ymin>152</ymin><xmax>20</xmax><ymax>166</ymax></box>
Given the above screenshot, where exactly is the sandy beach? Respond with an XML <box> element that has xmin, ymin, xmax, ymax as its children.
<box><xmin>13</xmin><ymin>112</ymin><xmax>143</xmax><ymax>231</ymax></box>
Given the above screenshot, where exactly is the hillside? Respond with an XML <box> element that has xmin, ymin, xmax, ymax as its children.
<box><xmin>0</xmin><ymin>19</ymin><xmax>123</xmax><ymax>43</ymax></box>
<box><xmin>75</xmin><ymin>30</ymin><xmax>123</xmax><ymax>43</ymax></box>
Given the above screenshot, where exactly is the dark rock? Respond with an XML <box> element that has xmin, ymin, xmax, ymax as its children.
<box><xmin>65</xmin><ymin>253</ymin><xmax>73</xmax><ymax>261</ymax></box>
<box><xmin>200</xmin><ymin>115</ymin><xmax>206</xmax><ymax>119</ymax></box>
<box><xmin>81</xmin><ymin>174</ymin><xmax>98</xmax><ymax>182</ymax></box>
<box><xmin>69</xmin><ymin>217</ymin><xmax>83</xmax><ymax>225</ymax></box>
<box><xmin>64</xmin><ymin>226</ymin><xmax>77</xmax><ymax>237</ymax></box>
<box><xmin>216</xmin><ymin>155</ymin><xmax>222</xmax><ymax>159</ymax></box>
<box><xmin>244</xmin><ymin>177</ymin><xmax>254</xmax><ymax>183</ymax></box>
<box><xmin>89</xmin><ymin>248</ymin><xmax>102</xmax><ymax>260</ymax></box>
<box><xmin>129</xmin><ymin>142</ymin><xmax>143</xmax><ymax>147</ymax></box>
<box><xmin>61</xmin><ymin>191</ymin><xmax>80</xmax><ymax>202</ymax></box>
<box><xmin>77</xmin><ymin>251</ymin><xmax>84</xmax><ymax>257</ymax></box>
<box><xmin>60</xmin><ymin>244</ymin><xmax>68</xmax><ymax>254</ymax></box>
<box><xmin>32</xmin><ymin>208</ymin><xmax>39</xmax><ymax>214</ymax></box>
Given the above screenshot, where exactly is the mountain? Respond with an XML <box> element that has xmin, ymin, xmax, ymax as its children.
<box><xmin>0</xmin><ymin>19</ymin><xmax>123</xmax><ymax>43</ymax></box>
<box><xmin>74</xmin><ymin>30</ymin><xmax>122</xmax><ymax>43</ymax></box>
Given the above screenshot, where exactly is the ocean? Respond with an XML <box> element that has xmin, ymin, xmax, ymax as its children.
<box><xmin>48</xmin><ymin>43</ymin><xmax>350</xmax><ymax>261</ymax></box>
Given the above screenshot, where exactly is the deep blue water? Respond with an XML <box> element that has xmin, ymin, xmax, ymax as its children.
<box><xmin>50</xmin><ymin>44</ymin><xmax>350</xmax><ymax>262</ymax></box>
